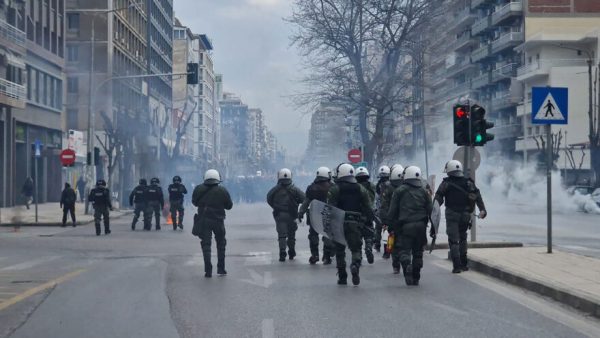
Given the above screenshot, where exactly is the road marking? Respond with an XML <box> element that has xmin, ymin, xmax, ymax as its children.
<box><xmin>0</xmin><ymin>269</ymin><xmax>85</xmax><ymax>312</ymax></box>
<box><xmin>184</xmin><ymin>256</ymin><xmax>203</xmax><ymax>266</ymax></box>
<box><xmin>262</xmin><ymin>319</ymin><xmax>274</xmax><ymax>338</ymax></box>
<box><xmin>0</xmin><ymin>256</ymin><xmax>59</xmax><ymax>272</ymax></box>
<box><xmin>242</xmin><ymin>269</ymin><xmax>274</xmax><ymax>288</ymax></box>
<box><xmin>244</xmin><ymin>252</ymin><xmax>272</xmax><ymax>266</ymax></box>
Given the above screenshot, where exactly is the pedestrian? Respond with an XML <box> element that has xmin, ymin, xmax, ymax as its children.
<box><xmin>88</xmin><ymin>179</ymin><xmax>113</xmax><ymax>236</ymax></box>
<box><xmin>145</xmin><ymin>177</ymin><xmax>164</xmax><ymax>231</ymax></box>
<box><xmin>76</xmin><ymin>176</ymin><xmax>86</xmax><ymax>203</ymax></box>
<box><xmin>168</xmin><ymin>175</ymin><xmax>188</xmax><ymax>230</ymax></box>
<box><xmin>374</xmin><ymin>165</ymin><xmax>391</xmax><ymax>253</ymax></box>
<box><xmin>383</xmin><ymin>164</ymin><xmax>405</xmax><ymax>273</ymax></box>
<box><xmin>355</xmin><ymin>167</ymin><xmax>376</xmax><ymax>265</ymax></box>
<box><xmin>298</xmin><ymin>167</ymin><xmax>334</xmax><ymax>265</ymax></box>
<box><xmin>327</xmin><ymin>163</ymin><xmax>375</xmax><ymax>286</ymax></box>
<box><xmin>192</xmin><ymin>169</ymin><xmax>233</xmax><ymax>278</ymax></box>
<box><xmin>267</xmin><ymin>168</ymin><xmax>305</xmax><ymax>262</ymax></box>
<box><xmin>129</xmin><ymin>178</ymin><xmax>149</xmax><ymax>231</ymax></box>
<box><xmin>21</xmin><ymin>177</ymin><xmax>34</xmax><ymax>210</ymax></box>
<box><xmin>386</xmin><ymin>166</ymin><xmax>432</xmax><ymax>286</ymax></box>
<box><xmin>434</xmin><ymin>160</ymin><xmax>487</xmax><ymax>273</ymax></box>
<box><xmin>60</xmin><ymin>183</ymin><xmax>77</xmax><ymax>227</ymax></box>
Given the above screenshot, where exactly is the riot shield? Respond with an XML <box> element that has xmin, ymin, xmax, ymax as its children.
<box><xmin>308</xmin><ymin>200</ymin><xmax>347</xmax><ymax>246</ymax></box>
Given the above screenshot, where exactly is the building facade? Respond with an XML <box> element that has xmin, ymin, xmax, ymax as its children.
<box><xmin>304</xmin><ymin>102</ymin><xmax>347</xmax><ymax>168</ymax></box>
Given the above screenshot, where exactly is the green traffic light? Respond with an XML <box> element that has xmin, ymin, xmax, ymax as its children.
<box><xmin>475</xmin><ymin>134</ymin><xmax>483</xmax><ymax>143</ymax></box>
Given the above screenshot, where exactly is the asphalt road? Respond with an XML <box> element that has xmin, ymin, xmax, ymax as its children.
<box><xmin>1</xmin><ymin>203</ymin><xmax>599</xmax><ymax>338</ymax></box>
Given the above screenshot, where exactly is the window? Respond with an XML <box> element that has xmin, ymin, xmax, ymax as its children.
<box><xmin>67</xmin><ymin>13</ymin><xmax>79</xmax><ymax>30</ymax></box>
<box><xmin>67</xmin><ymin>77</ymin><xmax>78</xmax><ymax>93</ymax></box>
<box><xmin>67</xmin><ymin>45</ymin><xmax>78</xmax><ymax>61</ymax></box>
<box><xmin>67</xmin><ymin>109</ymin><xmax>78</xmax><ymax>128</ymax></box>
<box><xmin>174</xmin><ymin>29</ymin><xmax>185</xmax><ymax>40</ymax></box>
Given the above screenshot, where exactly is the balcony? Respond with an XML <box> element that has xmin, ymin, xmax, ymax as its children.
<box><xmin>492</xmin><ymin>63</ymin><xmax>518</xmax><ymax>82</ymax></box>
<box><xmin>491</xmin><ymin>94</ymin><xmax>520</xmax><ymax>110</ymax></box>
<box><xmin>449</xmin><ymin>7</ymin><xmax>477</xmax><ymax>33</ymax></box>
<box><xmin>446</xmin><ymin>58</ymin><xmax>475</xmax><ymax>77</ymax></box>
<box><xmin>492</xmin><ymin>1</ymin><xmax>523</xmax><ymax>26</ymax></box>
<box><xmin>516</xmin><ymin>59</ymin><xmax>589</xmax><ymax>81</ymax></box>
<box><xmin>0</xmin><ymin>78</ymin><xmax>26</xmax><ymax>109</ymax></box>
<box><xmin>471</xmin><ymin>16</ymin><xmax>491</xmax><ymax>36</ymax></box>
<box><xmin>0</xmin><ymin>19</ymin><xmax>26</xmax><ymax>54</ymax></box>
<box><xmin>471</xmin><ymin>0</ymin><xmax>492</xmax><ymax>9</ymax></box>
<box><xmin>472</xmin><ymin>72</ymin><xmax>491</xmax><ymax>89</ymax></box>
<box><xmin>493</xmin><ymin>123</ymin><xmax>522</xmax><ymax>140</ymax></box>
<box><xmin>447</xmin><ymin>82</ymin><xmax>473</xmax><ymax>99</ymax></box>
<box><xmin>471</xmin><ymin>44</ymin><xmax>491</xmax><ymax>63</ymax></box>
<box><xmin>453</xmin><ymin>33</ymin><xmax>477</xmax><ymax>52</ymax></box>
<box><xmin>491</xmin><ymin>31</ymin><xmax>524</xmax><ymax>54</ymax></box>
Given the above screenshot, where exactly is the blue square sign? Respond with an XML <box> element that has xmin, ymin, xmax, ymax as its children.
<box><xmin>532</xmin><ymin>87</ymin><xmax>568</xmax><ymax>125</ymax></box>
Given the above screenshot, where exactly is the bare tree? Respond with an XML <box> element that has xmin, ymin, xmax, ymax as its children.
<box><xmin>170</xmin><ymin>102</ymin><xmax>197</xmax><ymax>160</ymax></box>
<box><xmin>96</xmin><ymin>111</ymin><xmax>125</xmax><ymax>190</ymax></box>
<box><xmin>533</xmin><ymin>130</ymin><xmax>563</xmax><ymax>169</ymax></box>
<box><xmin>289</xmin><ymin>0</ymin><xmax>439</xmax><ymax>168</ymax></box>
<box><xmin>565</xmin><ymin>144</ymin><xmax>586</xmax><ymax>185</ymax></box>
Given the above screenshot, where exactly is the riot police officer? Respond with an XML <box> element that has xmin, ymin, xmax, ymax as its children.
<box><xmin>267</xmin><ymin>168</ymin><xmax>305</xmax><ymax>262</ymax></box>
<box><xmin>145</xmin><ymin>177</ymin><xmax>164</xmax><ymax>231</ymax></box>
<box><xmin>434</xmin><ymin>160</ymin><xmax>487</xmax><ymax>273</ymax></box>
<box><xmin>298</xmin><ymin>167</ymin><xmax>334</xmax><ymax>265</ymax></box>
<box><xmin>168</xmin><ymin>175</ymin><xmax>188</xmax><ymax>230</ymax></box>
<box><xmin>129</xmin><ymin>179</ymin><xmax>149</xmax><ymax>231</ymax></box>
<box><xmin>384</xmin><ymin>165</ymin><xmax>404</xmax><ymax>273</ymax></box>
<box><xmin>88</xmin><ymin>179</ymin><xmax>113</xmax><ymax>236</ymax></box>
<box><xmin>374</xmin><ymin>165</ymin><xmax>391</xmax><ymax>253</ymax></box>
<box><xmin>192</xmin><ymin>169</ymin><xmax>233</xmax><ymax>277</ymax></box>
<box><xmin>355</xmin><ymin>166</ymin><xmax>376</xmax><ymax>264</ymax></box>
<box><xmin>387</xmin><ymin>166</ymin><xmax>432</xmax><ymax>286</ymax></box>
<box><xmin>327</xmin><ymin>163</ymin><xmax>374</xmax><ymax>286</ymax></box>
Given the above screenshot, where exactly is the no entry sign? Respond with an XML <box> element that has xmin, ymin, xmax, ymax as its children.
<box><xmin>60</xmin><ymin>149</ymin><xmax>76</xmax><ymax>167</ymax></box>
<box><xmin>347</xmin><ymin>148</ymin><xmax>362</xmax><ymax>163</ymax></box>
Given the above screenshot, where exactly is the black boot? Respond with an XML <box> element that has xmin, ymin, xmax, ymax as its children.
<box><xmin>374</xmin><ymin>244</ymin><xmax>381</xmax><ymax>253</ymax></box>
<box><xmin>403</xmin><ymin>265</ymin><xmax>414</xmax><ymax>286</ymax></box>
<box><xmin>309</xmin><ymin>256</ymin><xmax>319</xmax><ymax>265</ymax></box>
<box><xmin>452</xmin><ymin>257</ymin><xmax>462</xmax><ymax>274</ymax></box>
<box><xmin>382</xmin><ymin>252</ymin><xmax>390</xmax><ymax>259</ymax></box>
<box><xmin>217</xmin><ymin>256</ymin><xmax>227</xmax><ymax>276</ymax></box>
<box><xmin>217</xmin><ymin>267</ymin><xmax>227</xmax><ymax>276</ymax></box>
<box><xmin>366</xmin><ymin>251</ymin><xmax>374</xmax><ymax>264</ymax></box>
<box><xmin>412</xmin><ymin>269</ymin><xmax>421</xmax><ymax>286</ymax></box>
<box><xmin>288</xmin><ymin>248</ymin><xmax>296</xmax><ymax>260</ymax></box>
<box><xmin>95</xmin><ymin>224</ymin><xmax>101</xmax><ymax>236</ymax></box>
<box><xmin>279</xmin><ymin>251</ymin><xmax>286</xmax><ymax>262</ymax></box>
<box><xmin>322</xmin><ymin>255</ymin><xmax>332</xmax><ymax>265</ymax></box>
<box><xmin>337</xmin><ymin>268</ymin><xmax>347</xmax><ymax>285</ymax></box>
<box><xmin>205</xmin><ymin>266</ymin><xmax>212</xmax><ymax>278</ymax></box>
<box><xmin>460</xmin><ymin>255</ymin><xmax>469</xmax><ymax>271</ymax></box>
<box><xmin>351</xmin><ymin>263</ymin><xmax>360</xmax><ymax>286</ymax></box>
<box><xmin>131</xmin><ymin>221</ymin><xmax>136</xmax><ymax>231</ymax></box>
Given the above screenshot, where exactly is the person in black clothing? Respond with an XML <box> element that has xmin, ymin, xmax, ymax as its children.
<box><xmin>298</xmin><ymin>167</ymin><xmax>334</xmax><ymax>265</ymax></box>
<box><xmin>168</xmin><ymin>175</ymin><xmax>188</xmax><ymax>230</ymax></box>
<box><xmin>145</xmin><ymin>177</ymin><xmax>164</xmax><ymax>231</ymax></box>
<box><xmin>88</xmin><ymin>179</ymin><xmax>113</xmax><ymax>236</ymax></box>
<box><xmin>76</xmin><ymin>176</ymin><xmax>86</xmax><ymax>202</ymax></box>
<box><xmin>60</xmin><ymin>183</ymin><xmax>77</xmax><ymax>227</ymax></box>
<box><xmin>129</xmin><ymin>178</ymin><xmax>149</xmax><ymax>231</ymax></box>
<box><xmin>21</xmin><ymin>177</ymin><xmax>34</xmax><ymax>210</ymax></box>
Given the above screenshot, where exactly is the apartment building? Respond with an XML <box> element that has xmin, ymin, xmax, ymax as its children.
<box><xmin>305</xmin><ymin>102</ymin><xmax>347</xmax><ymax>168</ymax></box>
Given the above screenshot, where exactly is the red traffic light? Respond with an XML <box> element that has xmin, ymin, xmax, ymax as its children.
<box><xmin>456</xmin><ymin>107</ymin><xmax>467</xmax><ymax>118</ymax></box>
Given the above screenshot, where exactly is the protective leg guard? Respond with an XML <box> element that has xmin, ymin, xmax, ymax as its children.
<box><xmin>337</xmin><ymin>268</ymin><xmax>347</xmax><ymax>285</ymax></box>
<box><xmin>351</xmin><ymin>263</ymin><xmax>360</xmax><ymax>286</ymax></box>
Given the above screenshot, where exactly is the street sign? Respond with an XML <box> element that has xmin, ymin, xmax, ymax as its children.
<box><xmin>60</xmin><ymin>149</ymin><xmax>76</xmax><ymax>166</ymax></box>
<box><xmin>351</xmin><ymin>161</ymin><xmax>367</xmax><ymax>169</ymax></box>
<box><xmin>532</xmin><ymin>87</ymin><xmax>568</xmax><ymax>125</ymax></box>
<box><xmin>34</xmin><ymin>139</ymin><xmax>42</xmax><ymax>157</ymax></box>
<box><xmin>453</xmin><ymin>146</ymin><xmax>481</xmax><ymax>171</ymax></box>
<box><xmin>347</xmin><ymin>148</ymin><xmax>362</xmax><ymax>163</ymax></box>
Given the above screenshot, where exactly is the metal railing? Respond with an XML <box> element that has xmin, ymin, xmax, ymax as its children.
<box><xmin>0</xmin><ymin>78</ymin><xmax>26</xmax><ymax>101</ymax></box>
<box><xmin>492</xmin><ymin>63</ymin><xmax>519</xmax><ymax>81</ymax></box>
<box><xmin>449</xmin><ymin>7</ymin><xmax>476</xmax><ymax>32</ymax></box>
<box><xmin>472</xmin><ymin>72</ymin><xmax>491</xmax><ymax>89</ymax></box>
<box><xmin>0</xmin><ymin>19</ymin><xmax>26</xmax><ymax>46</ymax></box>
<box><xmin>472</xmin><ymin>44</ymin><xmax>491</xmax><ymax>62</ymax></box>
<box><xmin>517</xmin><ymin>59</ymin><xmax>590</xmax><ymax>77</ymax></box>
<box><xmin>491</xmin><ymin>31</ymin><xmax>524</xmax><ymax>53</ymax></box>
<box><xmin>472</xmin><ymin>16</ymin><xmax>490</xmax><ymax>36</ymax></box>
<box><xmin>492</xmin><ymin>1</ymin><xmax>523</xmax><ymax>26</ymax></box>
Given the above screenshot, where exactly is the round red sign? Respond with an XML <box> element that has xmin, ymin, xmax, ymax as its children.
<box><xmin>60</xmin><ymin>149</ymin><xmax>76</xmax><ymax>166</ymax></box>
<box><xmin>347</xmin><ymin>148</ymin><xmax>362</xmax><ymax>163</ymax></box>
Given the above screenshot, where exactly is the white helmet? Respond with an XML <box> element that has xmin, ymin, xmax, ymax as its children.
<box><xmin>444</xmin><ymin>160</ymin><xmax>463</xmax><ymax>176</ymax></box>
<box><xmin>336</xmin><ymin>163</ymin><xmax>356</xmax><ymax>182</ymax></box>
<box><xmin>403</xmin><ymin>166</ymin><xmax>422</xmax><ymax>180</ymax></box>
<box><xmin>316</xmin><ymin>166</ymin><xmax>331</xmax><ymax>179</ymax></box>
<box><xmin>390</xmin><ymin>165</ymin><xmax>405</xmax><ymax>181</ymax></box>
<box><xmin>378</xmin><ymin>165</ymin><xmax>391</xmax><ymax>178</ymax></box>
<box><xmin>278</xmin><ymin>168</ymin><xmax>292</xmax><ymax>180</ymax></box>
<box><xmin>356</xmin><ymin>166</ymin><xmax>369</xmax><ymax>177</ymax></box>
<box><xmin>204</xmin><ymin>169</ymin><xmax>221</xmax><ymax>184</ymax></box>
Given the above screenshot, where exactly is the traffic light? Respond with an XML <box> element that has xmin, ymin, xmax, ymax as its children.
<box><xmin>470</xmin><ymin>104</ymin><xmax>494</xmax><ymax>146</ymax></box>
<box><xmin>453</xmin><ymin>104</ymin><xmax>470</xmax><ymax>146</ymax></box>
<box><xmin>86</xmin><ymin>147</ymin><xmax>101</xmax><ymax>165</ymax></box>
<box><xmin>187</xmin><ymin>63</ymin><xmax>199</xmax><ymax>85</ymax></box>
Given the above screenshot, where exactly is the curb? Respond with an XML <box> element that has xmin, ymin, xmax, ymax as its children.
<box><xmin>469</xmin><ymin>257</ymin><xmax>600</xmax><ymax>319</ymax></box>
<box><xmin>0</xmin><ymin>211</ymin><xmax>134</xmax><ymax>227</ymax></box>
<box><xmin>434</xmin><ymin>241</ymin><xmax>523</xmax><ymax>250</ymax></box>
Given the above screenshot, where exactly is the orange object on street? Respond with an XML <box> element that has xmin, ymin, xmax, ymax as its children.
<box><xmin>386</xmin><ymin>233</ymin><xmax>395</xmax><ymax>254</ymax></box>
<box><xmin>166</xmin><ymin>214</ymin><xmax>173</xmax><ymax>225</ymax></box>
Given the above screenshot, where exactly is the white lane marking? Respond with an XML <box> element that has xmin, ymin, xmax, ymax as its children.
<box><xmin>425</xmin><ymin>300</ymin><xmax>470</xmax><ymax>317</ymax></box>
<box><xmin>244</xmin><ymin>252</ymin><xmax>272</xmax><ymax>266</ymax></box>
<box><xmin>184</xmin><ymin>256</ymin><xmax>203</xmax><ymax>267</ymax></box>
<box><xmin>262</xmin><ymin>318</ymin><xmax>274</xmax><ymax>338</ymax></box>
<box><xmin>242</xmin><ymin>269</ymin><xmax>274</xmax><ymax>288</ymax></box>
<box><xmin>0</xmin><ymin>256</ymin><xmax>59</xmax><ymax>272</ymax></box>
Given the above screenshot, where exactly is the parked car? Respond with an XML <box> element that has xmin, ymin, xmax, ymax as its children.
<box><xmin>567</xmin><ymin>186</ymin><xmax>595</xmax><ymax>196</ymax></box>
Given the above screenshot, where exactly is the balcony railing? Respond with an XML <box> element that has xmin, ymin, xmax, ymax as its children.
<box><xmin>446</xmin><ymin>58</ymin><xmax>474</xmax><ymax>77</ymax></box>
<box><xmin>454</xmin><ymin>33</ymin><xmax>476</xmax><ymax>51</ymax></box>
<box><xmin>492</xmin><ymin>63</ymin><xmax>519</xmax><ymax>82</ymax></box>
<box><xmin>492</xmin><ymin>1</ymin><xmax>523</xmax><ymax>26</ymax></box>
<box><xmin>491</xmin><ymin>31</ymin><xmax>524</xmax><ymax>53</ymax></box>
<box><xmin>517</xmin><ymin>59</ymin><xmax>590</xmax><ymax>78</ymax></box>
<box><xmin>0</xmin><ymin>78</ymin><xmax>26</xmax><ymax>108</ymax></box>
<box><xmin>493</xmin><ymin>123</ymin><xmax>522</xmax><ymax>140</ymax></box>
<box><xmin>491</xmin><ymin>94</ymin><xmax>520</xmax><ymax>110</ymax></box>
<box><xmin>449</xmin><ymin>7</ymin><xmax>477</xmax><ymax>32</ymax></box>
<box><xmin>472</xmin><ymin>44</ymin><xmax>491</xmax><ymax>62</ymax></box>
<box><xmin>471</xmin><ymin>16</ymin><xmax>491</xmax><ymax>36</ymax></box>
<box><xmin>472</xmin><ymin>72</ymin><xmax>491</xmax><ymax>89</ymax></box>
<box><xmin>471</xmin><ymin>0</ymin><xmax>492</xmax><ymax>9</ymax></box>
<box><xmin>0</xmin><ymin>19</ymin><xmax>26</xmax><ymax>48</ymax></box>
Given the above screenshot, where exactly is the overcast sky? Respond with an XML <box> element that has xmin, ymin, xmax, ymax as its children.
<box><xmin>173</xmin><ymin>0</ymin><xmax>310</xmax><ymax>158</ymax></box>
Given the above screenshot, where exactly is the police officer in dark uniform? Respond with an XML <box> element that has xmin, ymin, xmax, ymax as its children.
<box><xmin>327</xmin><ymin>163</ymin><xmax>375</xmax><ymax>286</ymax></box>
<box><xmin>387</xmin><ymin>166</ymin><xmax>432</xmax><ymax>286</ymax></box>
<box><xmin>168</xmin><ymin>176</ymin><xmax>188</xmax><ymax>230</ymax></box>
<box><xmin>192</xmin><ymin>169</ymin><xmax>234</xmax><ymax>278</ymax></box>
<box><xmin>434</xmin><ymin>160</ymin><xmax>487</xmax><ymax>273</ymax></box>
<box><xmin>129</xmin><ymin>179</ymin><xmax>148</xmax><ymax>231</ymax></box>
<box><xmin>88</xmin><ymin>179</ymin><xmax>113</xmax><ymax>236</ymax></box>
<box><xmin>145</xmin><ymin>177</ymin><xmax>164</xmax><ymax>231</ymax></box>
<box><xmin>298</xmin><ymin>166</ymin><xmax>334</xmax><ymax>265</ymax></box>
<box><xmin>375</xmin><ymin>165</ymin><xmax>391</xmax><ymax>253</ymax></box>
<box><xmin>355</xmin><ymin>166</ymin><xmax>376</xmax><ymax>264</ymax></box>
<box><xmin>383</xmin><ymin>165</ymin><xmax>405</xmax><ymax>273</ymax></box>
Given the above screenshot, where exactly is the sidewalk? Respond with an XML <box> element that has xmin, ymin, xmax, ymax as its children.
<box><xmin>468</xmin><ymin>247</ymin><xmax>600</xmax><ymax>318</ymax></box>
<box><xmin>0</xmin><ymin>202</ymin><xmax>132</xmax><ymax>226</ymax></box>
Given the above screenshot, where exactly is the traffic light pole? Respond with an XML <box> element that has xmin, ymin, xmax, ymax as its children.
<box><xmin>464</xmin><ymin>103</ymin><xmax>477</xmax><ymax>242</ymax></box>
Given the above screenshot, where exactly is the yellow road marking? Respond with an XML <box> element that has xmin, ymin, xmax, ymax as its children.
<box><xmin>0</xmin><ymin>269</ymin><xmax>85</xmax><ymax>311</ymax></box>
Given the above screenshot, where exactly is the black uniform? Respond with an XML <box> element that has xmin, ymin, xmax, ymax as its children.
<box><xmin>357</xmin><ymin>176</ymin><xmax>376</xmax><ymax>264</ymax></box>
<box><xmin>375</xmin><ymin>177</ymin><xmax>391</xmax><ymax>251</ymax></box>
<box><xmin>129</xmin><ymin>184</ymin><xmax>148</xmax><ymax>230</ymax></box>
<box><xmin>145</xmin><ymin>184</ymin><xmax>164</xmax><ymax>230</ymax></box>
<box><xmin>298</xmin><ymin>179</ymin><xmax>334</xmax><ymax>264</ymax></box>
<box><xmin>434</xmin><ymin>175</ymin><xmax>486</xmax><ymax>272</ymax></box>
<box><xmin>89</xmin><ymin>185</ymin><xmax>112</xmax><ymax>235</ymax></box>
<box><xmin>267</xmin><ymin>180</ymin><xmax>305</xmax><ymax>261</ymax></box>
<box><xmin>60</xmin><ymin>183</ymin><xmax>77</xmax><ymax>227</ymax></box>
<box><xmin>192</xmin><ymin>182</ymin><xmax>234</xmax><ymax>277</ymax></box>
<box><xmin>168</xmin><ymin>183</ymin><xmax>188</xmax><ymax>230</ymax></box>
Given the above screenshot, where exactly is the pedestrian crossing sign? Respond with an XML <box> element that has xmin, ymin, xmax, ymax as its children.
<box><xmin>532</xmin><ymin>87</ymin><xmax>568</xmax><ymax>125</ymax></box>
